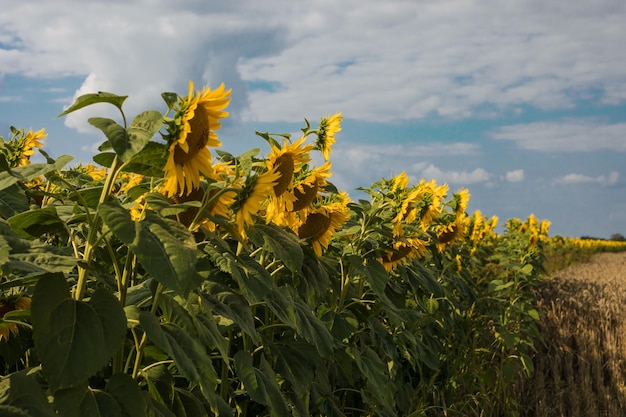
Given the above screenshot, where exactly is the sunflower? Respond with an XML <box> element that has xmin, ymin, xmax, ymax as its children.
<box><xmin>436</xmin><ymin>214</ymin><xmax>470</xmax><ymax>251</ymax></box>
<box><xmin>0</xmin><ymin>296</ymin><xmax>31</xmax><ymax>341</ymax></box>
<box><xmin>296</xmin><ymin>191</ymin><xmax>350</xmax><ymax>256</ymax></box>
<box><xmin>82</xmin><ymin>163</ymin><xmax>108</xmax><ymax>183</ymax></box>
<box><xmin>290</xmin><ymin>161</ymin><xmax>332</xmax><ymax>212</ymax></box>
<box><xmin>233</xmin><ymin>169</ymin><xmax>280</xmax><ymax>238</ymax></box>
<box><xmin>379</xmin><ymin>236</ymin><xmax>428</xmax><ymax>272</ymax></box>
<box><xmin>266</xmin><ymin>136</ymin><xmax>313</xmax><ymax>197</ymax></box>
<box><xmin>315</xmin><ymin>112</ymin><xmax>342</xmax><ymax>161</ymax></box>
<box><xmin>392</xmin><ymin>179</ymin><xmax>448</xmax><ymax>237</ymax></box>
<box><xmin>161</xmin><ymin>81</ymin><xmax>231</xmax><ymax>197</ymax></box>
<box><xmin>11</xmin><ymin>128</ymin><xmax>47</xmax><ymax>167</ymax></box>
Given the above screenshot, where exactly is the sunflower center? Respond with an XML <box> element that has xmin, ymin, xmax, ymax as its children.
<box><xmin>291</xmin><ymin>182</ymin><xmax>318</xmax><ymax>211</ymax></box>
<box><xmin>438</xmin><ymin>225</ymin><xmax>458</xmax><ymax>244</ymax></box>
<box><xmin>174</xmin><ymin>104</ymin><xmax>210</xmax><ymax>165</ymax></box>
<box><xmin>272</xmin><ymin>153</ymin><xmax>294</xmax><ymax>197</ymax></box>
<box><xmin>298</xmin><ymin>213</ymin><xmax>331</xmax><ymax>240</ymax></box>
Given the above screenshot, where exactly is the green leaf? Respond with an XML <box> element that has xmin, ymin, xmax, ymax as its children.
<box><xmin>247</xmin><ymin>223</ymin><xmax>303</xmax><ymax>273</ymax></box>
<box><xmin>6</xmin><ymin>252</ymin><xmax>78</xmax><ymax>274</ymax></box>
<box><xmin>8</xmin><ymin>206</ymin><xmax>66</xmax><ymax>240</ymax></box>
<box><xmin>89</xmin><ymin>118</ymin><xmax>132</xmax><ymax>161</ymax></box>
<box><xmin>92</xmin><ymin>152</ymin><xmax>115</xmax><ymax>169</ymax></box>
<box><xmin>233</xmin><ymin>351</ymin><xmax>289</xmax><ymax>416</ymax></box>
<box><xmin>0</xmin><ymin>370</ymin><xmax>56</xmax><ymax>417</ymax></box>
<box><xmin>127</xmin><ymin>110</ymin><xmax>163</xmax><ymax>150</ymax></box>
<box><xmin>99</xmin><ymin>201</ymin><xmax>197</xmax><ymax>296</ymax></box>
<box><xmin>139</xmin><ymin>313</ymin><xmax>218</xmax><ymax>397</ymax></box>
<box><xmin>54</xmin><ymin>385</ymin><xmax>122</xmax><ymax>417</ymax></box>
<box><xmin>144</xmin><ymin>192</ymin><xmax>202</xmax><ymax>217</ymax></box>
<box><xmin>120</xmin><ymin>142</ymin><xmax>167</xmax><ymax>177</ymax></box>
<box><xmin>68</xmin><ymin>186</ymin><xmax>104</xmax><ymax>209</ymax></box>
<box><xmin>0</xmin><ymin>155</ymin><xmax>73</xmax><ymax>192</ymax></box>
<box><xmin>105</xmin><ymin>373</ymin><xmax>148</xmax><ymax>417</ymax></box>
<box><xmin>57</xmin><ymin>91</ymin><xmax>128</xmax><ymax>117</ymax></box>
<box><xmin>198</xmin><ymin>290</ymin><xmax>258</xmax><ymax>342</ymax></box>
<box><xmin>31</xmin><ymin>274</ymin><xmax>127</xmax><ymax>390</ymax></box>
<box><xmin>161</xmin><ymin>92</ymin><xmax>179</xmax><ymax>108</ymax></box>
<box><xmin>0</xmin><ymin>185</ymin><xmax>28</xmax><ymax>218</ymax></box>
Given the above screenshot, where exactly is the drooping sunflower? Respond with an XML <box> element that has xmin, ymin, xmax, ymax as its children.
<box><xmin>0</xmin><ymin>295</ymin><xmax>31</xmax><ymax>341</ymax></box>
<box><xmin>296</xmin><ymin>191</ymin><xmax>350</xmax><ymax>256</ymax></box>
<box><xmin>436</xmin><ymin>213</ymin><xmax>470</xmax><ymax>251</ymax></box>
<box><xmin>3</xmin><ymin>128</ymin><xmax>47</xmax><ymax>167</ymax></box>
<box><xmin>232</xmin><ymin>169</ymin><xmax>280</xmax><ymax>238</ymax></box>
<box><xmin>161</xmin><ymin>81</ymin><xmax>231</xmax><ymax>197</ymax></box>
<box><xmin>379</xmin><ymin>236</ymin><xmax>428</xmax><ymax>272</ymax></box>
<box><xmin>392</xmin><ymin>179</ymin><xmax>448</xmax><ymax>237</ymax></box>
<box><xmin>266</xmin><ymin>136</ymin><xmax>313</xmax><ymax>197</ymax></box>
<box><xmin>290</xmin><ymin>161</ymin><xmax>332</xmax><ymax>212</ymax></box>
<box><xmin>315</xmin><ymin>112</ymin><xmax>342</xmax><ymax>161</ymax></box>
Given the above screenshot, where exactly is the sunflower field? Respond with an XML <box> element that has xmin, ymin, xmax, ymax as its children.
<box><xmin>1</xmin><ymin>83</ymin><xmax>625</xmax><ymax>417</ymax></box>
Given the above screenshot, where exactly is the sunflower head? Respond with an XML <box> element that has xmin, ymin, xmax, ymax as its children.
<box><xmin>0</xmin><ymin>295</ymin><xmax>31</xmax><ymax>341</ymax></box>
<box><xmin>232</xmin><ymin>169</ymin><xmax>280</xmax><ymax>238</ymax></box>
<box><xmin>296</xmin><ymin>191</ymin><xmax>350</xmax><ymax>256</ymax></box>
<box><xmin>315</xmin><ymin>112</ymin><xmax>342</xmax><ymax>161</ymax></box>
<box><xmin>1</xmin><ymin>127</ymin><xmax>47</xmax><ymax>168</ymax></box>
<box><xmin>161</xmin><ymin>81</ymin><xmax>231</xmax><ymax>197</ymax></box>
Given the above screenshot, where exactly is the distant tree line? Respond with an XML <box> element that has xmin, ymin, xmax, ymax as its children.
<box><xmin>580</xmin><ymin>233</ymin><xmax>625</xmax><ymax>241</ymax></box>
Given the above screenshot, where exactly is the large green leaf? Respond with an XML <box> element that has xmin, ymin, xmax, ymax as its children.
<box><xmin>138</xmin><ymin>313</ymin><xmax>220</xmax><ymax>408</ymax></box>
<box><xmin>8</xmin><ymin>206</ymin><xmax>66</xmax><ymax>240</ymax></box>
<box><xmin>31</xmin><ymin>274</ymin><xmax>127</xmax><ymax>390</ymax></box>
<box><xmin>105</xmin><ymin>373</ymin><xmax>148</xmax><ymax>417</ymax></box>
<box><xmin>0</xmin><ymin>185</ymin><xmax>28</xmax><ymax>218</ymax></box>
<box><xmin>120</xmin><ymin>142</ymin><xmax>167</xmax><ymax>177</ymax></box>
<box><xmin>99</xmin><ymin>201</ymin><xmax>197</xmax><ymax>296</ymax></box>
<box><xmin>57</xmin><ymin>91</ymin><xmax>128</xmax><ymax>117</ymax></box>
<box><xmin>126</xmin><ymin>110</ymin><xmax>163</xmax><ymax>152</ymax></box>
<box><xmin>198</xmin><ymin>289</ymin><xmax>258</xmax><ymax>342</ymax></box>
<box><xmin>234</xmin><ymin>351</ymin><xmax>289</xmax><ymax>417</ymax></box>
<box><xmin>89</xmin><ymin>118</ymin><xmax>132</xmax><ymax>161</ymax></box>
<box><xmin>54</xmin><ymin>385</ymin><xmax>122</xmax><ymax>417</ymax></box>
<box><xmin>247</xmin><ymin>223</ymin><xmax>303</xmax><ymax>273</ymax></box>
<box><xmin>6</xmin><ymin>252</ymin><xmax>78</xmax><ymax>274</ymax></box>
<box><xmin>0</xmin><ymin>155</ymin><xmax>73</xmax><ymax>192</ymax></box>
<box><xmin>0</xmin><ymin>370</ymin><xmax>56</xmax><ymax>417</ymax></box>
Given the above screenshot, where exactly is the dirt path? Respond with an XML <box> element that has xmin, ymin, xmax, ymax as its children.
<box><xmin>523</xmin><ymin>251</ymin><xmax>626</xmax><ymax>417</ymax></box>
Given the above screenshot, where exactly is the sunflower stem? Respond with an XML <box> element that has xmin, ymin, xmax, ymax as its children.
<box><xmin>132</xmin><ymin>282</ymin><xmax>164</xmax><ymax>379</ymax></box>
<box><xmin>74</xmin><ymin>155</ymin><xmax>122</xmax><ymax>301</ymax></box>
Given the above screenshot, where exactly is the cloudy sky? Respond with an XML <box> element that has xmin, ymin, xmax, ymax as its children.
<box><xmin>1</xmin><ymin>0</ymin><xmax>625</xmax><ymax>238</ymax></box>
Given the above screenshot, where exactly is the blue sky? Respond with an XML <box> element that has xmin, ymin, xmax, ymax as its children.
<box><xmin>1</xmin><ymin>0</ymin><xmax>625</xmax><ymax>238</ymax></box>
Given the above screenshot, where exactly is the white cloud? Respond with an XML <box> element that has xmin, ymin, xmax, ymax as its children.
<box><xmin>0</xmin><ymin>95</ymin><xmax>22</xmax><ymax>103</ymax></box>
<box><xmin>505</xmin><ymin>169</ymin><xmax>525</xmax><ymax>183</ymax></box>
<box><xmin>553</xmin><ymin>171</ymin><xmax>619</xmax><ymax>186</ymax></box>
<box><xmin>420</xmin><ymin>164</ymin><xmax>490</xmax><ymax>185</ymax></box>
<box><xmin>490</xmin><ymin>119</ymin><xmax>626</xmax><ymax>152</ymax></box>
<box><xmin>0</xmin><ymin>0</ymin><xmax>625</xmax><ymax>128</ymax></box>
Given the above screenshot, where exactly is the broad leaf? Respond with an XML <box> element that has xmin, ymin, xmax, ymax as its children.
<box><xmin>31</xmin><ymin>274</ymin><xmax>127</xmax><ymax>390</ymax></box>
<box><xmin>247</xmin><ymin>223</ymin><xmax>303</xmax><ymax>273</ymax></box>
<box><xmin>58</xmin><ymin>91</ymin><xmax>128</xmax><ymax>117</ymax></box>
<box><xmin>106</xmin><ymin>373</ymin><xmax>148</xmax><ymax>417</ymax></box>
<box><xmin>0</xmin><ymin>370</ymin><xmax>56</xmax><ymax>417</ymax></box>
<box><xmin>8</xmin><ymin>206</ymin><xmax>66</xmax><ymax>240</ymax></box>
<box><xmin>54</xmin><ymin>385</ymin><xmax>122</xmax><ymax>417</ymax></box>
<box><xmin>99</xmin><ymin>201</ymin><xmax>197</xmax><ymax>296</ymax></box>
<box><xmin>0</xmin><ymin>155</ymin><xmax>73</xmax><ymax>192</ymax></box>
<box><xmin>89</xmin><ymin>118</ymin><xmax>132</xmax><ymax>161</ymax></box>
<box><xmin>0</xmin><ymin>185</ymin><xmax>28</xmax><ymax>218</ymax></box>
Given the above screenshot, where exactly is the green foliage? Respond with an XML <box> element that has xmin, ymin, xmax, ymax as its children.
<box><xmin>1</xmin><ymin>86</ymin><xmax>607</xmax><ymax>417</ymax></box>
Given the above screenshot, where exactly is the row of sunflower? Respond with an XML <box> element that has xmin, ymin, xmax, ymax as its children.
<box><xmin>0</xmin><ymin>82</ymin><xmax>617</xmax><ymax>416</ymax></box>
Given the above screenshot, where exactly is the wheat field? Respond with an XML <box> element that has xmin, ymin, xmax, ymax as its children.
<box><xmin>521</xmin><ymin>252</ymin><xmax>626</xmax><ymax>417</ymax></box>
